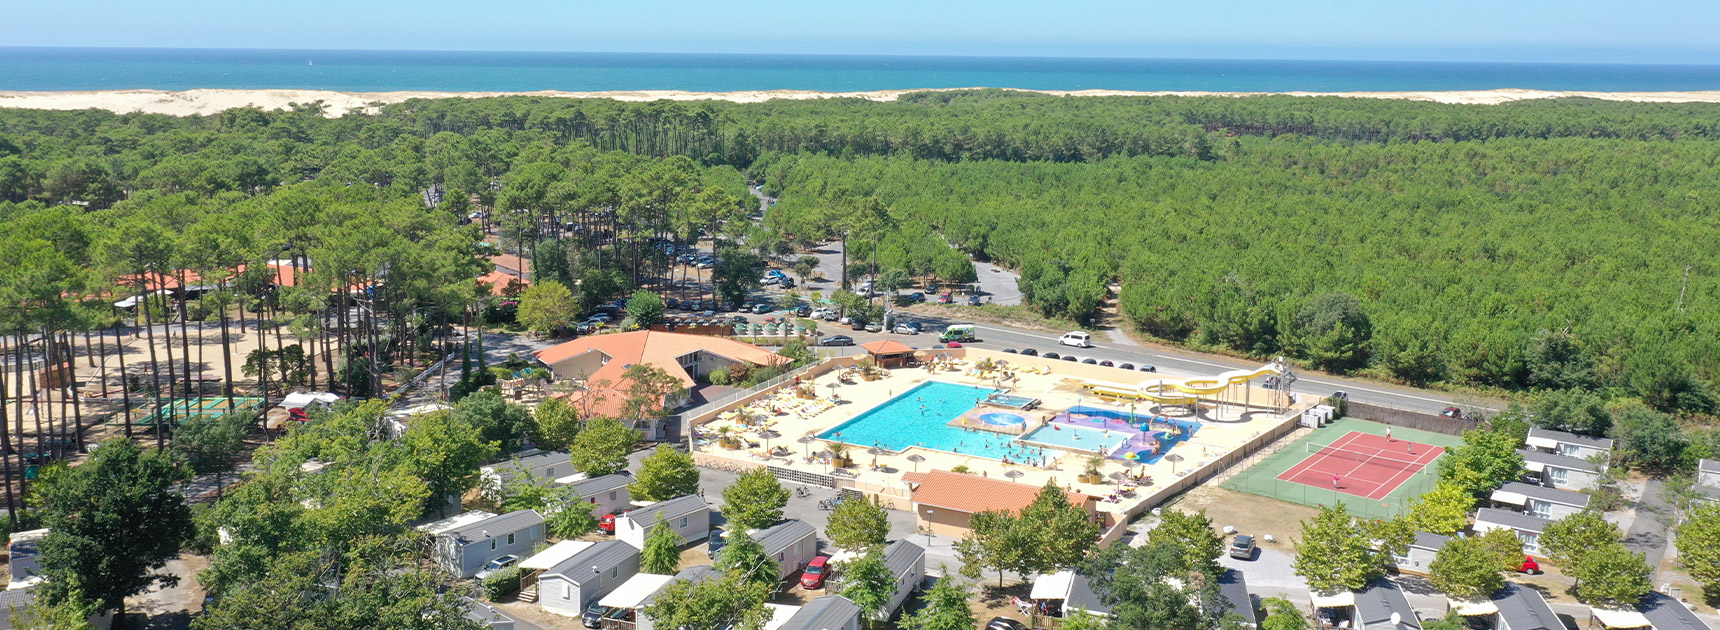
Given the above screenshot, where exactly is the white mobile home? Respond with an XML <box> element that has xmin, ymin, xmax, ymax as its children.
<box><xmin>1519</xmin><ymin>449</ymin><xmax>1605</xmax><ymax>491</ymax></box>
<box><xmin>6</xmin><ymin>529</ymin><xmax>47</xmax><ymax>589</ymax></box>
<box><xmin>1525</xmin><ymin>427</ymin><xmax>1613</xmax><ymax>461</ymax></box>
<box><xmin>1393</xmin><ymin>531</ymin><xmax>1450</xmax><ymax>576</ymax></box>
<box><xmin>418</xmin><ymin>509</ymin><xmax>546</xmax><ymax>579</ymax></box>
<box><xmin>480</xmin><ymin>449</ymin><xmax>575</xmax><ymax>499</ymax></box>
<box><xmin>778</xmin><ymin>595</ymin><xmax>862</xmax><ymax>630</ymax></box>
<box><xmin>749</xmin><ymin>519</ymin><xmax>818</xmax><ymax>580</ymax></box>
<box><xmin>1490</xmin><ymin>482</ymin><xmax>1591</xmax><ymax>519</ymax></box>
<box><xmin>535</xmin><ymin>540</ymin><xmax>639</xmax><ymax>618</ymax></box>
<box><xmin>879</xmin><ymin>540</ymin><xmax>926</xmax><ymax>619</ymax></box>
<box><xmin>1490</xmin><ymin>583</ymin><xmax>1561</xmax><ymax>630</ymax></box>
<box><xmin>616</xmin><ymin>495</ymin><xmax>710</xmax><ymax>549</ymax></box>
<box><xmin>569</xmin><ymin>473</ymin><xmax>633</xmax><ymax>519</ymax></box>
<box><xmin>1473</xmin><ymin>508</ymin><xmax>1552</xmax><ymax>554</ymax></box>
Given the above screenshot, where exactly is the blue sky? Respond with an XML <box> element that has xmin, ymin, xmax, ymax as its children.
<box><xmin>5</xmin><ymin>0</ymin><xmax>1718</xmax><ymax>64</ymax></box>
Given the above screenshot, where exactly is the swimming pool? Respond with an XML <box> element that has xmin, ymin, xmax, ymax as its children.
<box><xmin>976</xmin><ymin>412</ymin><xmax>1027</xmax><ymax>427</ymax></box>
<box><xmin>1018</xmin><ymin>423</ymin><xmax>1132</xmax><ymax>456</ymax></box>
<box><xmin>983</xmin><ymin>392</ymin><xmax>1040</xmax><ymax>409</ymax></box>
<box><xmin>817</xmin><ymin>382</ymin><xmax>1033</xmax><ymax>460</ymax></box>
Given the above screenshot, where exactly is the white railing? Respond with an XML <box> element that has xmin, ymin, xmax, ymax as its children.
<box><xmin>391</xmin><ymin>351</ymin><xmax>459</xmax><ymax>401</ymax></box>
<box><xmin>676</xmin><ymin>360</ymin><xmax>825</xmax><ymax>427</ymax></box>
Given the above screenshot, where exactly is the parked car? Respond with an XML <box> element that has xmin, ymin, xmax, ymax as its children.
<box><xmin>1041</xmin><ymin>352</ymin><xmax>1060</xmax><ymax>360</ymax></box>
<box><xmin>823</xmin><ymin>311</ymin><xmax>841</xmax><ymax>322</ymax></box>
<box><xmin>1441</xmin><ymin>406</ymin><xmax>1463</xmax><ymax>419</ymax></box>
<box><xmin>779</xmin><ymin>277</ymin><xmax>795</xmax><ymax>288</ymax></box>
<box><xmin>795</xmin><ymin>305</ymin><xmax>812</xmax><ymax>317</ymax></box>
<box><xmin>1061</xmin><ymin>355</ymin><xmax>1077</xmax><ymax>362</ymax></box>
<box><xmin>1118</xmin><ymin>363</ymin><xmax>1136</xmax><ymax>370</ymax></box>
<box><xmin>582</xmin><ymin>602</ymin><xmax>612</xmax><ymax>629</ymax></box>
<box><xmin>1519</xmin><ymin>555</ymin><xmax>1541</xmax><ymax>574</ymax></box>
<box><xmin>1081</xmin><ymin>358</ymin><xmax>1097</xmax><ymax>365</ymax></box>
<box><xmin>1099</xmin><ymin>360</ymin><xmax>1114</xmax><ymax>367</ymax></box>
<box><xmin>1059</xmin><ymin>331</ymin><xmax>1093</xmax><ymax>348</ymax></box>
<box><xmin>1139</xmin><ymin>365</ymin><xmax>1157</xmax><ymax>372</ymax></box>
<box><xmin>864</xmin><ymin>321</ymin><xmax>883</xmax><ymax>333</ymax></box>
<box><xmin>967</xmin><ymin>294</ymin><xmax>982</xmax><ymax>306</ymax></box>
<box><xmin>586</xmin><ymin>313</ymin><xmax>613</xmax><ymax>324</ymax></box>
<box><xmin>822</xmin><ymin>335</ymin><xmax>856</xmax><ymax>347</ymax></box>
<box><xmin>800</xmin><ymin>556</ymin><xmax>831</xmax><ymax>589</ymax></box>
<box><xmin>851</xmin><ymin>319</ymin><xmax>868</xmax><ymax>331</ymax></box>
<box><xmin>759</xmin><ymin>276</ymin><xmax>780</xmax><ymax>286</ymax></box>
<box><xmin>904</xmin><ymin>292</ymin><xmax>926</xmax><ymax>303</ymax></box>
<box><xmin>1019</xmin><ymin>348</ymin><xmax>1039</xmax><ymax>357</ymax></box>
<box><xmin>731</xmin><ymin>315</ymin><xmax>748</xmax><ymax>325</ymax></box>
<box><xmin>751</xmin><ymin>303</ymin><xmax>773</xmax><ymax>314</ymax></box>
<box><xmin>599</xmin><ymin>510</ymin><xmax>625</xmax><ymax>533</ymax></box>
<box><xmin>986</xmin><ymin>618</ymin><xmax>1029</xmax><ymax>630</ymax></box>
<box><xmin>936</xmin><ymin>293</ymin><xmax>954</xmax><ymax>304</ymax></box>
<box><xmin>893</xmin><ymin>322</ymin><xmax>921</xmax><ymax>335</ymax></box>
<box><xmin>839</xmin><ymin>315</ymin><xmax>855</xmax><ymax>325</ymax></box>
<box><xmin>1229</xmin><ymin>535</ymin><xmax>1255</xmax><ymax>560</ymax></box>
<box><xmin>474</xmin><ymin>554</ymin><xmax>520</xmax><ymax>580</ymax></box>
<box><xmin>1002</xmin><ymin>348</ymin><xmax>1018</xmax><ymax>354</ymax></box>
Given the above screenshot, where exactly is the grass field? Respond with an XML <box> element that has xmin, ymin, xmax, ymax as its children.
<box><xmin>1222</xmin><ymin>416</ymin><xmax>1465</xmax><ymax>519</ymax></box>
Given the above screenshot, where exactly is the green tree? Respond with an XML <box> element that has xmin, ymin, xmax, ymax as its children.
<box><xmin>1060</xmin><ymin>609</ymin><xmax>1107</xmax><ymax>630</ymax></box>
<box><xmin>568</xmin><ymin>418</ymin><xmax>639</xmax><ymax>476</ymax></box>
<box><xmin>1292</xmin><ymin>503</ymin><xmax>1383</xmax><ymax>593</ymax></box>
<box><xmin>1260</xmin><ymin>597</ymin><xmax>1308</xmax><ymax>630</ymax></box>
<box><xmin>715</xmin><ymin>530</ymin><xmax>778</xmax><ymax>592</ymax></box>
<box><xmin>1529</xmin><ymin>389</ymin><xmax>1612</xmax><ymax>437</ymax></box>
<box><xmin>530</xmin><ymin>396</ymin><xmax>580</xmax><ymax>450</ymax></box>
<box><xmin>642</xmin><ymin>512</ymin><xmax>684</xmax><ymax>574</ymax></box>
<box><xmin>955</xmin><ymin>510</ymin><xmax>1022</xmax><ymax>586</ymax></box>
<box><xmin>1571</xmin><ymin>542</ymin><xmax>1652</xmax><ymax>608</ymax></box>
<box><xmin>826</xmin><ymin>497</ymin><xmax>891</xmax><ymax>553</ymax></box>
<box><xmin>641</xmin><ymin>572</ymin><xmax>772</xmax><ymax>630</ymax></box>
<box><xmin>400</xmin><ymin>410</ymin><xmax>499</xmax><ymax>517</ymax></box>
<box><xmin>721</xmin><ymin>468</ymin><xmax>790</xmax><ymax>532</ymax></box>
<box><xmin>1428</xmin><ymin>534</ymin><xmax>1509</xmax><ymax>600</ymax></box>
<box><xmin>1438</xmin><ymin>427</ymin><xmax>1525</xmax><ymax>498</ymax></box>
<box><xmin>1539</xmin><ymin>511</ymin><xmax>1621</xmax><ymax>570</ymax></box>
<box><xmin>1287</xmin><ymin>292</ymin><xmax>1373</xmax><ymax>373</ymax></box>
<box><xmin>8</xmin><ymin>588</ymin><xmax>97</xmax><ymax>630</ymax></box>
<box><xmin>712</xmin><ymin>246</ymin><xmax>763</xmax><ymax>309</ymax></box>
<box><xmin>516</xmin><ymin>280</ymin><xmax>579</xmax><ymax>333</ymax></box>
<box><xmin>619</xmin><ymin>363</ymin><xmax>686</xmax><ymax>421</ymax></box>
<box><xmin>793</xmin><ymin>256</ymin><xmax>820</xmax><ymax>284</ymax></box>
<box><xmin>630</xmin><ymin>446</ymin><xmax>701</xmax><ymax>502</ymax></box>
<box><xmin>840</xmin><ymin>550</ymin><xmax>898</xmax><ymax>627</ymax></box>
<box><xmin>900</xmin><ymin>571</ymin><xmax>974</xmax><ymax>630</ymax></box>
<box><xmin>876</xmin><ymin>268</ymin><xmax>911</xmax><ymax>296</ymax></box>
<box><xmin>1610</xmin><ymin>405</ymin><xmax>1688</xmax><ymax>472</ymax></box>
<box><xmin>1675</xmin><ymin>501</ymin><xmax>1720</xmax><ymax>601</ymax></box>
<box><xmin>453</xmin><ymin>390</ymin><xmax>534</xmax><ymax>454</ymax></box>
<box><xmin>1016</xmin><ymin>482</ymin><xmax>1100</xmax><ymax>573</ymax></box>
<box><xmin>31</xmin><ymin>438</ymin><xmax>193</xmax><ymax>626</ymax></box>
<box><xmin>1080</xmin><ymin>539</ymin><xmax>1204</xmax><ymax>630</ymax></box>
<box><xmin>171</xmin><ymin>411</ymin><xmax>250</xmax><ymax>494</ymax></box>
<box><xmin>1405</xmin><ymin>482</ymin><xmax>1475</xmax><ymax>535</ymax></box>
<box><xmin>627</xmin><ymin>289</ymin><xmax>667</xmax><ymax>327</ymax></box>
<box><xmin>1148</xmin><ymin>509</ymin><xmax>1225</xmax><ymax>577</ymax></box>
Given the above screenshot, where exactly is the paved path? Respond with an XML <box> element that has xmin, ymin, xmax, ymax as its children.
<box><xmin>1625</xmin><ymin>477</ymin><xmax>1674</xmax><ymax>578</ymax></box>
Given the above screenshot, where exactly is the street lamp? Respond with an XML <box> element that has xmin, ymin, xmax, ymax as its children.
<box><xmin>923</xmin><ymin>510</ymin><xmax>935</xmax><ymax>547</ymax></box>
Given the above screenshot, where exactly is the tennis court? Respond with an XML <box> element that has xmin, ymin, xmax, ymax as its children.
<box><xmin>115</xmin><ymin>396</ymin><xmax>264</xmax><ymax>429</ymax></box>
<box><xmin>1275</xmin><ymin>431</ymin><xmax>1444</xmax><ymax>500</ymax></box>
<box><xmin>1222</xmin><ymin>416</ymin><xmax>1465</xmax><ymax>519</ymax></box>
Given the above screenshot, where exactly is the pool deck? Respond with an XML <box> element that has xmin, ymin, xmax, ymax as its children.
<box><xmin>690</xmin><ymin>348</ymin><xmax>1306</xmax><ymax>519</ymax></box>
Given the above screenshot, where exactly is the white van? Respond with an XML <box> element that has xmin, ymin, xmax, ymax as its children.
<box><xmin>1058</xmin><ymin>331</ymin><xmax>1092</xmax><ymax>348</ymax></box>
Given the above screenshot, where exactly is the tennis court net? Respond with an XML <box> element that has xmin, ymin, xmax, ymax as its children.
<box><xmin>1305</xmin><ymin>441</ymin><xmax>1439</xmax><ymax>473</ymax></box>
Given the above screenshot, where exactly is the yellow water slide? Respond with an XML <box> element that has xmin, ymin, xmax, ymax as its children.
<box><xmin>1078</xmin><ymin>360</ymin><xmax>1286</xmax><ymax>406</ymax></box>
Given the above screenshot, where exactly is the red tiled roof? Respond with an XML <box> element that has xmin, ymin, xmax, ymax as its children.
<box><xmin>907</xmin><ymin>470</ymin><xmax>1093</xmax><ymax>516</ymax></box>
<box><xmin>860</xmin><ymin>340</ymin><xmax>915</xmax><ymax>355</ymax></box>
<box><xmin>490</xmin><ymin>254</ymin><xmax>532</xmax><ymax>276</ymax></box>
<box><xmin>535</xmin><ymin>331</ymin><xmax>785</xmax><ymax>418</ymax></box>
<box><xmin>477</xmin><ymin>270</ymin><xmax>529</xmax><ymax>297</ymax></box>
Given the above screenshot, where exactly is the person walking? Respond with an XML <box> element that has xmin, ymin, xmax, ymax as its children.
<box><xmin>1385</xmin><ymin>427</ymin><xmax>1393</xmax><ymax>442</ymax></box>
<box><xmin>1332</xmin><ymin>474</ymin><xmax>1341</xmax><ymax>489</ymax></box>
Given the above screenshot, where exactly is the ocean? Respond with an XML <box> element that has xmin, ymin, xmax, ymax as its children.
<box><xmin>4</xmin><ymin>47</ymin><xmax>1720</xmax><ymax>93</ymax></box>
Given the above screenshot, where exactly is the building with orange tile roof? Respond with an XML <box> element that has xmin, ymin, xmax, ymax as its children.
<box><xmin>902</xmin><ymin>469</ymin><xmax>1097</xmax><ymax>536</ymax></box>
<box><xmin>489</xmin><ymin>254</ymin><xmax>532</xmax><ymax>279</ymax></box>
<box><xmin>532</xmin><ymin>331</ymin><xmax>786</xmax><ymax>434</ymax></box>
<box><xmin>477</xmin><ymin>270</ymin><xmax>529</xmax><ymax>297</ymax></box>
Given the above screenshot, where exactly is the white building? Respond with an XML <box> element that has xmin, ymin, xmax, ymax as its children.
<box><xmin>615</xmin><ymin>495</ymin><xmax>710</xmax><ymax>549</ymax></box>
<box><xmin>777</xmin><ymin>596</ymin><xmax>862</xmax><ymax>630</ymax></box>
<box><xmin>417</xmin><ymin>509</ymin><xmax>546</xmax><ymax>578</ymax></box>
<box><xmin>1525</xmin><ymin>427</ymin><xmax>1613</xmax><ymax>461</ymax></box>
<box><xmin>480</xmin><ymin>449</ymin><xmax>575</xmax><ymax>499</ymax></box>
<box><xmin>1473</xmin><ymin>508</ymin><xmax>1552</xmax><ymax>554</ymax></box>
<box><xmin>878</xmin><ymin>540</ymin><xmax>926</xmax><ymax>620</ymax></box>
<box><xmin>749</xmin><ymin>520</ymin><xmax>818</xmax><ymax>580</ymax></box>
<box><xmin>568</xmin><ymin>473</ymin><xmax>633</xmax><ymax>519</ymax></box>
<box><xmin>534</xmin><ymin>540</ymin><xmax>640</xmax><ymax>618</ymax></box>
<box><xmin>1519</xmin><ymin>449</ymin><xmax>1605</xmax><ymax>491</ymax></box>
<box><xmin>1489</xmin><ymin>481</ymin><xmax>1592</xmax><ymax>519</ymax></box>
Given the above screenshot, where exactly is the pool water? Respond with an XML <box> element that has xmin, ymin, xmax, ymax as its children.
<box><xmin>1019</xmin><ymin>423</ymin><xmax>1132</xmax><ymax>456</ymax></box>
<box><xmin>977</xmin><ymin>412</ymin><xmax>1027</xmax><ymax>426</ymax></box>
<box><xmin>818</xmin><ymin>382</ymin><xmax>1032</xmax><ymax>460</ymax></box>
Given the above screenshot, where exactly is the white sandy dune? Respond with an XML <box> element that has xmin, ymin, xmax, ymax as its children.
<box><xmin>2</xmin><ymin>87</ymin><xmax>1720</xmax><ymax>117</ymax></box>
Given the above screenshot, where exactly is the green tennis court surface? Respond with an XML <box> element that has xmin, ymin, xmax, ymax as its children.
<box><xmin>114</xmin><ymin>396</ymin><xmax>264</xmax><ymax>429</ymax></box>
<box><xmin>1222</xmin><ymin>416</ymin><xmax>1465</xmax><ymax>519</ymax></box>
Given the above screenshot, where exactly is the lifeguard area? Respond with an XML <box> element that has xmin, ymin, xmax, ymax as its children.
<box><xmin>688</xmin><ymin>349</ymin><xmax>1313</xmax><ymax>535</ymax></box>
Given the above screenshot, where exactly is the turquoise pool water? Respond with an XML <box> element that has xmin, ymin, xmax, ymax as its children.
<box><xmin>1018</xmin><ymin>423</ymin><xmax>1132</xmax><ymax>457</ymax></box>
<box><xmin>818</xmin><ymin>382</ymin><xmax>1037</xmax><ymax>460</ymax></box>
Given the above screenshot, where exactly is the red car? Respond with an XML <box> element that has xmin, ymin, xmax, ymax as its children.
<box><xmin>599</xmin><ymin>511</ymin><xmax>624</xmax><ymax>534</ymax></box>
<box><xmin>800</xmin><ymin>556</ymin><xmax>830</xmax><ymax>589</ymax></box>
<box><xmin>1520</xmin><ymin>555</ymin><xmax>1541</xmax><ymax>575</ymax></box>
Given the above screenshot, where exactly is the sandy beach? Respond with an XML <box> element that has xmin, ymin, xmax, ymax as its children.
<box><xmin>4</xmin><ymin>87</ymin><xmax>1720</xmax><ymax>117</ymax></box>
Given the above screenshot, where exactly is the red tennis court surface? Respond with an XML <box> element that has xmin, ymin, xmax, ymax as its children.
<box><xmin>1276</xmin><ymin>431</ymin><xmax>1445</xmax><ymax>500</ymax></box>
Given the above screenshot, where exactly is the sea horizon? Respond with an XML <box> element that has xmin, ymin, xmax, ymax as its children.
<box><xmin>5</xmin><ymin>46</ymin><xmax>1720</xmax><ymax>93</ymax></box>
